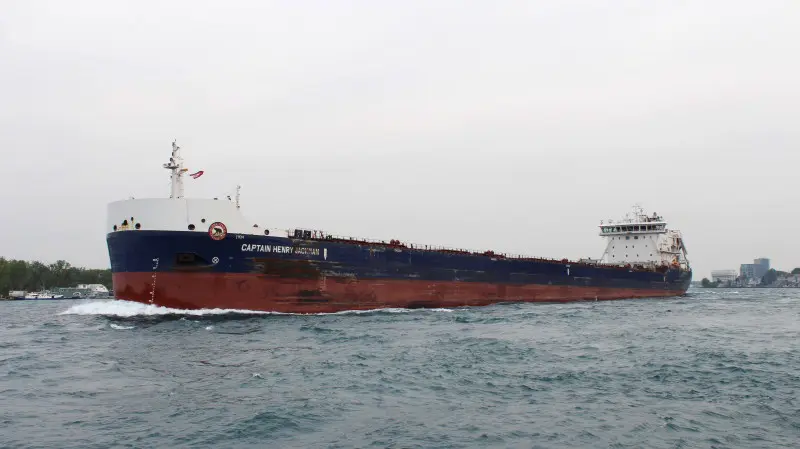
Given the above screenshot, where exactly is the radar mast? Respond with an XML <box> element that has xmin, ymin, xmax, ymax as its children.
<box><xmin>163</xmin><ymin>140</ymin><xmax>185</xmax><ymax>199</ymax></box>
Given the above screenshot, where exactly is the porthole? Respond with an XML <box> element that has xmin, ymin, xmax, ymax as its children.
<box><xmin>188</xmin><ymin>224</ymin><xmax>196</xmax><ymax>231</ymax></box>
<box><xmin>264</xmin><ymin>229</ymin><xmax>270</xmax><ymax>236</ymax></box>
<box><xmin>201</xmin><ymin>218</ymin><xmax>206</xmax><ymax>223</ymax></box>
<box><xmin>135</xmin><ymin>223</ymin><xmax>141</xmax><ymax>230</ymax></box>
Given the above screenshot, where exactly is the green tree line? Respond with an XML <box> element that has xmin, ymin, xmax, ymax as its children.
<box><xmin>0</xmin><ymin>258</ymin><xmax>111</xmax><ymax>294</ymax></box>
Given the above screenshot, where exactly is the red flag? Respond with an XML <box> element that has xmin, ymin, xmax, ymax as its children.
<box><xmin>190</xmin><ymin>170</ymin><xmax>204</xmax><ymax>179</ymax></box>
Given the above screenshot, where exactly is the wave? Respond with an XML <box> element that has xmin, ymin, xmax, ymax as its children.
<box><xmin>59</xmin><ymin>300</ymin><xmax>281</xmax><ymax>317</ymax></box>
<box><xmin>58</xmin><ymin>300</ymin><xmax>453</xmax><ymax>318</ymax></box>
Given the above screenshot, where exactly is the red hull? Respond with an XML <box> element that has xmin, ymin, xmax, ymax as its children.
<box><xmin>113</xmin><ymin>272</ymin><xmax>686</xmax><ymax>313</ymax></box>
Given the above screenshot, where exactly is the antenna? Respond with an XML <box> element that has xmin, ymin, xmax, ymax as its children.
<box><xmin>163</xmin><ymin>140</ymin><xmax>185</xmax><ymax>199</ymax></box>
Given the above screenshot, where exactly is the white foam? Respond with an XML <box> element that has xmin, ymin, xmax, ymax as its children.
<box><xmin>59</xmin><ymin>300</ymin><xmax>280</xmax><ymax>317</ymax></box>
<box><xmin>330</xmin><ymin>307</ymin><xmax>454</xmax><ymax>315</ymax></box>
<box><xmin>59</xmin><ymin>300</ymin><xmax>454</xmax><ymax>317</ymax></box>
<box><xmin>109</xmin><ymin>323</ymin><xmax>135</xmax><ymax>330</ymax></box>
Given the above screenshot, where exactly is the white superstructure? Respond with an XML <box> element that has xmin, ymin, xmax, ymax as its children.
<box><xmin>107</xmin><ymin>141</ymin><xmax>284</xmax><ymax>237</ymax></box>
<box><xmin>598</xmin><ymin>205</ymin><xmax>689</xmax><ymax>269</ymax></box>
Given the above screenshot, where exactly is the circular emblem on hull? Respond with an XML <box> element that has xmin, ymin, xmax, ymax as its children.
<box><xmin>208</xmin><ymin>222</ymin><xmax>227</xmax><ymax>240</ymax></box>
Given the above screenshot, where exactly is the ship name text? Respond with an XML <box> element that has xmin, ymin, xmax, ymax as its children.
<box><xmin>241</xmin><ymin>243</ymin><xmax>320</xmax><ymax>256</ymax></box>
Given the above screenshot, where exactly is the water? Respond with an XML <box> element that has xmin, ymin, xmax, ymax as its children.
<box><xmin>1</xmin><ymin>288</ymin><xmax>798</xmax><ymax>448</ymax></box>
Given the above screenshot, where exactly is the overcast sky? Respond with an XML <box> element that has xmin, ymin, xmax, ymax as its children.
<box><xmin>1</xmin><ymin>1</ymin><xmax>799</xmax><ymax>279</ymax></box>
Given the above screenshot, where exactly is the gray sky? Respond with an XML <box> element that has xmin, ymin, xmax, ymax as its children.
<box><xmin>1</xmin><ymin>1</ymin><xmax>799</xmax><ymax>279</ymax></box>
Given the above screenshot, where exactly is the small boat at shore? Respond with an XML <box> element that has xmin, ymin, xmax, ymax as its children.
<box><xmin>19</xmin><ymin>290</ymin><xmax>65</xmax><ymax>300</ymax></box>
<box><xmin>7</xmin><ymin>284</ymin><xmax>112</xmax><ymax>301</ymax></box>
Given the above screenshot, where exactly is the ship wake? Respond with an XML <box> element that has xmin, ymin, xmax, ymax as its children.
<box><xmin>59</xmin><ymin>300</ymin><xmax>453</xmax><ymax>318</ymax></box>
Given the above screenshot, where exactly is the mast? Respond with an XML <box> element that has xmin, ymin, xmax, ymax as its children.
<box><xmin>163</xmin><ymin>140</ymin><xmax>185</xmax><ymax>199</ymax></box>
<box><xmin>235</xmin><ymin>184</ymin><xmax>241</xmax><ymax>209</ymax></box>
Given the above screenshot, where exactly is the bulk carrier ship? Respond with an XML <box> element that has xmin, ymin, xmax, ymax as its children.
<box><xmin>106</xmin><ymin>142</ymin><xmax>691</xmax><ymax>313</ymax></box>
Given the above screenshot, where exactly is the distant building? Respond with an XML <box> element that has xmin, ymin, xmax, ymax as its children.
<box><xmin>740</xmin><ymin>257</ymin><xmax>771</xmax><ymax>280</ymax></box>
<box><xmin>754</xmin><ymin>258</ymin><xmax>770</xmax><ymax>278</ymax></box>
<box><xmin>711</xmin><ymin>270</ymin><xmax>737</xmax><ymax>284</ymax></box>
<box><xmin>740</xmin><ymin>264</ymin><xmax>756</xmax><ymax>279</ymax></box>
<box><xmin>781</xmin><ymin>274</ymin><xmax>800</xmax><ymax>286</ymax></box>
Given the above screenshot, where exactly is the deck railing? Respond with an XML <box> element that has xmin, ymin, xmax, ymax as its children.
<box><xmin>283</xmin><ymin>228</ymin><xmax>685</xmax><ymax>272</ymax></box>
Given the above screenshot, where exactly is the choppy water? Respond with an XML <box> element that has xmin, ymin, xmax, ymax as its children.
<box><xmin>1</xmin><ymin>288</ymin><xmax>799</xmax><ymax>448</ymax></box>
